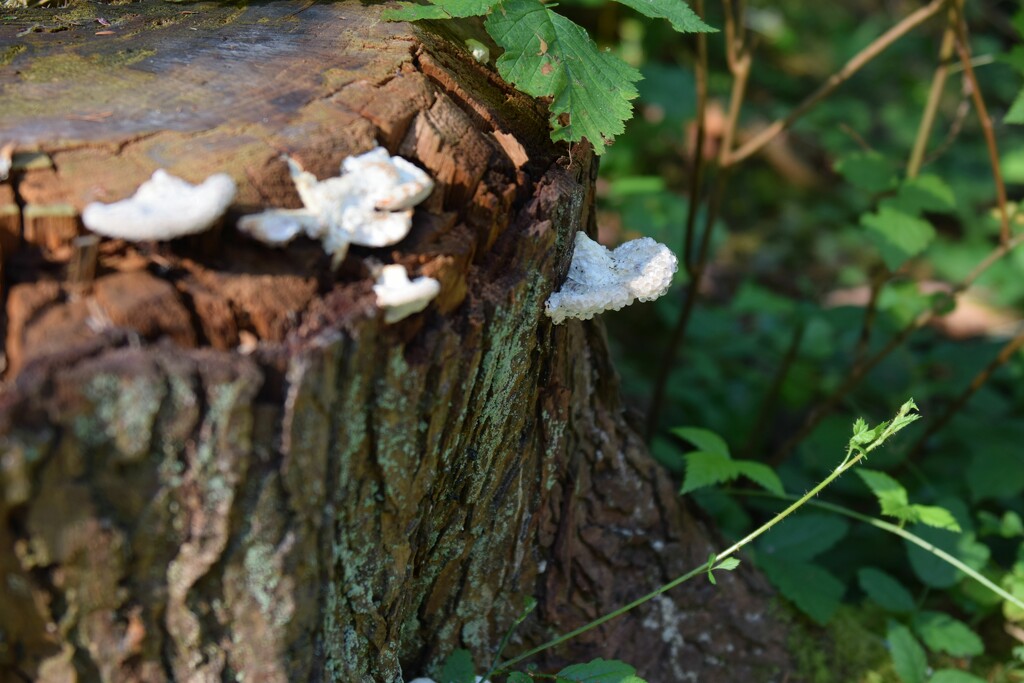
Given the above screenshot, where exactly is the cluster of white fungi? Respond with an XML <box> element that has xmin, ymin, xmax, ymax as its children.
<box><xmin>78</xmin><ymin>146</ymin><xmax>676</xmax><ymax>328</ymax></box>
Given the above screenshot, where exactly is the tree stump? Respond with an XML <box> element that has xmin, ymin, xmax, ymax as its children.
<box><xmin>0</xmin><ymin>3</ymin><xmax>796</xmax><ymax>681</ymax></box>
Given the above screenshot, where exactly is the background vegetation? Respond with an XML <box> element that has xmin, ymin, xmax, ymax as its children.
<box><xmin>568</xmin><ymin>0</ymin><xmax>1024</xmax><ymax>680</ymax></box>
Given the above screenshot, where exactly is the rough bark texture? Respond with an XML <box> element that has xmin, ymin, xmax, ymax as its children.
<box><xmin>0</xmin><ymin>3</ymin><xmax>796</xmax><ymax>681</ymax></box>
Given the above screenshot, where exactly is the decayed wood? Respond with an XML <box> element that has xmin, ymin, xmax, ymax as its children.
<box><xmin>0</xmin><ymin>2</ymin><xmax>796</xmax><ymax>681</ymax></box>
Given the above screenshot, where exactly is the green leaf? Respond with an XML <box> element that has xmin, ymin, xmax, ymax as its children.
<box><xmin>556</xmin><ymin>658</ymin><xmax>644</xmax><ymax>682</ymax></box>
<box><xmin>836</xmin><ymin>152</ymin><xmax>897</xmax><ymax>193</ymax></box>
<box><xmin>486</xmin><ymin>0</ymin><xmax>642</xmax><ymax>154</ymax></box>
<box><xmin>856</xmin><ymin>469</ymin><xmax>912</xmax><ymax>519</ymax></box>
<box><xmin>759</xmin><ymin>513</ymin><xmax>849</xmax><ymax>562</ymax></box>
<box><xmin>1007</xmin><ymin>87</ymin><xmax>1024</xmax><ymax>125</ymax></box>
<box><xmin>383</xmin><ymin>0</ymin><xmax>498</xmax><ymax>21</ymax></box>
<box><xmin>757</xmin><ymin>555</ymin><xmax>844</xmax><ymax>625</ymax></box>
<box><xmin>907</xmin><ymin>527</ymin><xmax>989</xmax><ymax>589</ymax></box>
<box><xmin>680</xmin><ymin>452</ymin><xmax>738</xmax><ymax>494</ymax></box>
<box><xmin>861</xmin><ymin>207</ymin><xmax>936</xmax><ymax>271</ymax></box>
<box><xmin>672</xmin><ymin>427</ymin><xmax>730</xmax><ymax>458</ymax></box>
<box><xmin>440</xmin><ymin>648</ymin><xmax>476</xmax><ymax>683</ymax></box>
<box><xmin>609</xmin><ymin>0</ymin><xmax>715</xmax><ymax>33</ymax></box>
<box><xmin>508</xmin><ymin>674</ymin><xmax>533</xmax><ymax>683</ymax></box>
<box><xmin>886</xmin><ymin>175</ymin><xmax>956</xmax><ymax>215</ymax></box>
<box><xmin>857</xmin><ymin>567</ymin><xmax>916</xmax><ymax>613</ymax></box>
<box><xmin>912</xmin><ymin>611</ymin><xmax>984</xmax><ymax>657</ymax></box>
<box><xmin>929</xmin><ymin>671</ymin><xmax>987</xmax><ymax>683</ymax></box>
<box><xmin>966</xmin><ymin>434</ymin><xmax>1024</xmax><ymax>501</ymax></box>
<box><xmin>715</xmin><ymin>557</ymin><xmax>741</xmax><ymax>571</ymax></box>
<box><xmin>734</xmin><ymin>461</ymin><xmax>785</xmax><ymax>495</ymax></box>
<box><xmin>911</xmin><ymin>505</ymin><xmax>961</xmax><ymax>532</ymax></box>
<box><xmin>887</xmin><ymin>620</ymin><xmax>927</xmax><ymax>683</ymax></box>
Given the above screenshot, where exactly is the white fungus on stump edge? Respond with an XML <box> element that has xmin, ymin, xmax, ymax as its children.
<box><xmin>373</xmin><ymin>263</ymin><xmax>441</xmax><ymax>324</ymax></box>
<box><xmin>545</xmin><ymin>231</ymin><xmax>678</xmax><ymax>324</ymax></box>
<box><xmin>82</xmin><ymin>170</ymin><xmax>237</xmax><ymax>241</ymax></box>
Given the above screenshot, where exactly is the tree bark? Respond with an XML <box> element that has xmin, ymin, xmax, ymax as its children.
<box><xmin>0</xmin><ymin>3</ymin><xmax>796</xmax><ymax>681</ymax></box>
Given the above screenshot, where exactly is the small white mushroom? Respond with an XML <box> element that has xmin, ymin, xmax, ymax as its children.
<box><xmin>82</xmin><ymin>170</ymin><xmax>237</xmax><ymax>241</ymax></box>
<box><xmin>545</xmin><ymin>231</ymin><xmax>678</xmax><ymax>324</ymax></box>
<box><xmin>237</xmin><ymin>147</ymin><xmax>434</xmax><ymax>268</ymax></box>
<box><xmin>373</xmin><ymin>264</ymin><xmax>441</xmax><ymax>324</ymax></box>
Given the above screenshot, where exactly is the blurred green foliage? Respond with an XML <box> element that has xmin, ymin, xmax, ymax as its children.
<box><xmin>567</xmin><ymin>0</ymin><xmax>1024</xmax><ymax>679</ymax></box>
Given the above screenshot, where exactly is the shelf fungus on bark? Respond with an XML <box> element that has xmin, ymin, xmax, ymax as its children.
<box><xmin>545</xmin><ymin>231</ymin><xmax>678</xmax><ymax>324</ymax></box>
<box><xmin>81</xmin><ymin>170</ymin><xmax>237</xmax><ymax>241</ymax></box>
<box><xmin>373</xmin><ymin>263</ymin><xmax>441</xmax><ymax>323</ymax></box>
<box><xmin>237</xmin><ymin>146</ymin><xmax>435</xmax><ymax>268</ymax></box>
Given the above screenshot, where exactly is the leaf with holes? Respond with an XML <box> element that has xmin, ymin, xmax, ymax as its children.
<box><xmin>485</xmin><ymin>0</ymin><xmax>642</xmax><ymax>154</ymax></box>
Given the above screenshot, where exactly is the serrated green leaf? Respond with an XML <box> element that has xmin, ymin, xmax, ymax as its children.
<box><xmin>383</xmin><ymin>0</ymin><xmax>498</xmax><ymax>21</ymax></box>
<box><xmin>929</xmin><ymin>671</ymin><xmax>987</xmax><ymax>683</ymax></box>
<box><xmin>734</xmin><ymin>461</ymin><xmax>785</xmax><ymax>495</ymax></box>
<box><xmin>887</xmin><ymin>621</ymin><xmax>927</xmax><ymax>683</ymax></box>
<box><xmin>508</xmin><ymin>673</ymin><xmax>533</xmax><ymax>683</ymax></box>
<box><xmin>911</xmin><ymin>505</ymin><xmax>961</xmax><ymax>532</ymax></box>
<box><xmin>759</xmin><ymin>513</ymin><xmax>849</xmax><ymax>562</ymax></box>
<box><xmin>680</xmin><ymin>452</ymin><xmax>738</xmax><ymax>494</ymax></box>
<box><xmin>885</xmin><ymin>175</ymin><xmax>956</xmax><ymax>215</ymax></box>
<box><xmin>672</xmin><ymin>427</ymin><xmax>730</xmax><ymax>458</ymax></box>
<box><xmin>862</xmin><ymin>207</ymin><xmax>936</xmax><ymax>271</ymax></box>
<box><xmin>857</xmin><ymin>567</ymin><xmax>916</xmax><ymax>613</ymax></box>
<box><xmin>610</xmin><ymin>0</ymin><xmax>715</xmax><ymax>33</ymax></box>
<box><xmin>486</xmin><ymin>0</ymin><xmax>641</xmax><ymax>154</ymax></box>
<box><xmin>836</xmin><ymin>152</ymin><xmax>897</xmax><ymax>193</ymax></box>
<box><xmin>856</xmin><ymin>469</ymin><xmax>912</xmax><ymax>519</ymax></box>
<box><xmin>758</xmin><ymin>555</ymin><xmax>844</xmax><ymax>625</ymax></box>
<box><xmin>440</xmin><ymin>648</ymin><xmax>476</xmax><ymax>683</ymax></box>
<box><xmin>556</xmin><ymin>658</ymin><xmax>643</xmax><ymax>682</ymax></box>
<box><xmin>849</xmin><ymin>420</ymin><xmax>886</xmax><ymax>453</ymax></box>
<box><xmin>912</xmin><ymin>611</ymin><xmax>984</xmax><ymax>657</ymax></box>
<box><xmin>715</xmin><ymin>557</ymin><xmax>741</xmax><ymax>571</ymax></box>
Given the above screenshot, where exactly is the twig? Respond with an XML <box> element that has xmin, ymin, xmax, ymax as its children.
<box><xmin>854</xmin><ymin>270</ymin><xmax>886</xmax><ymax>362</ymax></box>
<box><xmin>498</xmin><ymin>420</ymin><xmax>895</xmax><ymax>674</ymax></box>
<box><xmin>769</xmin><ymin>232</ymin><xmax>1024</xmax><ymax>465</ymax></box>
<box><xmin>923</xmin><ymin>95</ymin><xmax>970</xmax><ymax>167</ymax></box>
<box><xmin>647</xmin><ymin>0</ymin><xmax>749</xmax><ymax>440</ymax></box>
<box><xmin>646</xmin><ymin>171</ymin><xmax>731</xmax><ymax>440</ymax></box>
<box><xmin>952</xmin><ymin>12</ymin><xmax>1010</xmax><ymax>244</ymax></box>
<box><xmin>683</xmin><ymin>0</ymin><xmax>709</xmax><ymax>268</ymax></box>
<box><xmin>724</xmin><ymin>0</ymin><xmax>947</xmax><ymax>167</ymax></box>
<box><xmin>907</xmin><ymin>3</ymin><xmax>957</xmax><ymax>179</ymax></box>
<box><xmin>906</xmin><ymin>328</ymin><xmax>1024</xmax><ymax>459</ymax></box>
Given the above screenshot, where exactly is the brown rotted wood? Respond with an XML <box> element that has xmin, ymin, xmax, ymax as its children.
<box><xmin>0</xmin><ymin>2</ymin><xmax>794</xmax><ymax>681</ymax></box>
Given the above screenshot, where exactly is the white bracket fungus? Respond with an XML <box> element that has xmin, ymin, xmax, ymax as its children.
<box><xmin>82</xmin><ymin>170</ymin><xmax>237</xmax><ymax>241</ymax></box>
<box><xmin>373</xmin><ymin>263</ymin><xmax>441</xmax><ymax>324</ymax></box>
<box><xmin>545</xmin><ymin>231</ymin><xmax>678</xmax><ymax>324</ymax></box>
<box><xmin>237</xmin><ymin>147</ymin><xmax>434</xmax><ymax>267</ymax></box>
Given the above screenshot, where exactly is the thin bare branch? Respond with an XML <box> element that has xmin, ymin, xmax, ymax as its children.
<box><xmin>724</xmin><ymin>0</ymin><xmax>947</xmax><ymax>167</ymax></box>
<box><xmin>908</xmin><ymin>4</ymin><xmax>957</xmax><ymax>178</ymax></box>
<box><xmin>906</xmin><ymin>328</ymin><xmax>1024</xmax><ymax>459</ymax></box>
<box><xmin>952</xmin><ymin>13</ymin><xmax>1010</xmax><ymax>244</ymax></box>
<box><xmin>683</xmin><ymin>0</ymin><xmax>709</xmax><ymax>270</ymax></box>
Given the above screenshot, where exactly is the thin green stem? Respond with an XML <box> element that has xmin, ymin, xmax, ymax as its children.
<box><xmin>728</xmin><ymin>489</ymin><xmax>1024</xmax><ymax>612</ymax></box>
<box><xmin>496</xmin><ymin>431</ymin><xmax>884</xmax><ymax>674</ymax></box>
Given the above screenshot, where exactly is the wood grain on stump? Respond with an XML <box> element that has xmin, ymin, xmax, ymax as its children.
<box><xmin>0</xmin><ymin>3</ymin><xmax>796</xmax><ymax>681</ymax></box>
